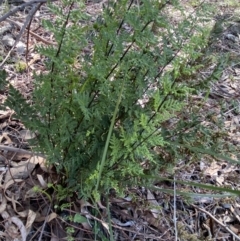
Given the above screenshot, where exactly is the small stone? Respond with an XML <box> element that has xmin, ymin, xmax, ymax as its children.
<box><xmin>2</xmin><ymin>34</ymin><xmax>15</xmax><ymax>47</ymax></box>
<box><xmin>16</xmin><ymin>41</ymin><xmax>26</xmax><ymax>54</ymax></box>
<box><xmin>225</xmin><ymin>33</ymin><xmax>238</xmax><ymax>42</ymax></box>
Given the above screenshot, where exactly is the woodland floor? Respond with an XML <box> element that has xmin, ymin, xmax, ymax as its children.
<box><xmin>0</xmin><ymin>0</ymin><xmax>240</xmax><ymax>240</ymax></box>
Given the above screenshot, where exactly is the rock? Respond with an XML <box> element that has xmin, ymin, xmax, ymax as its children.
<box><xmin>2</xmin><ymin>34</ymin><xmax>15</xmax><ymax>47</ymax></box>
<box><xmin>225</xmin><ymin>33</ymin><xmax>238</xmax><ymax>42</ymax></box>
<box><xmin>16</xmin><ymin>41</ymin><xmax>26</xmax><ymax>54</ymax></box>
<box><xmin>229</xmin><ymin>23</ymin><xmax>240</xmax><ymax>37</ymax></box>
<box><xmin>0</xmin><ymin>24</ymin><xmax>13</xmax><ymax>35</ymax></box>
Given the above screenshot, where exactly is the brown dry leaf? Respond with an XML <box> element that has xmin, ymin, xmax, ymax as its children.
<box><xmin>230</xmin><ymin>205</ymin><xmax>240</xmax><ymax>222</ymax></box>
<box><xmin>19</xmin><ymin>130</ymin><xmax>36</xmax><ymax>140</ymax></box>
<box><xmin>97</xmin><ymin>200</ymin><xmax>106</xmax><ymax>210</ymax></box>
<box><xmin>225</xmin><ymin>120</ymin><xmax>232</xmax><ymax>129</ymax></box>
<box><xmin>46</xmin><ymin>212</ymin><xmax>58</xmax><ymax>223</ymax></box>
<box><xmin>216</xmin><ymin>231</ymin><xmax>231</xmax><ymax>239</ymax></box>
<box><xmin>3</xmin><ymin>211</ymin><xmax>27</xmax><ymax>241</ymax></box>
<box><xmin>100</xmin><ymin>221</ymin><xmax>110</xmax><ymax>234</ymax></box>
<box><xmin>203</xmin><ymin>160</ymin><xmax>223</xmax><ymax>177</ymax></box>
<box><xmin>28</xmin><ymin>156</ymin><xmax>48</xmax><ymax>172</ymax></box>
<box><xmin>216</xmin><ymin>175</ymin><xmax>225</xmax><ymax>185</ymax></box>
<box><xmin>3</xmin><ymin>179</ymin><xmax>29</xmax><ymax>218</ymax></box>
<box><xmin>229</xmin><ymin>118</ymin><xmax>239</xmax><ymax>132</ymax></box>
<box><xmin>0</xmin><ymin>135</ymin><xmax>4</xmax><ymax>144</ymax></box>
<box><xmin>147</xmin><ymin>190</ymin><xmax>161</xmax><ymax>219</ymax></box>
<box><xmin>0</xmin><ymin>170</ymin><xmax>6</xmax><ymax>185</ymax></box>
<box><xmin>1</xmin><ymin>132</ymin><xmax>13</xmax><ymax>145</ymax></box>
<box><xmin>28</xmin><ymin>53</ymin><xmax>41</xmax><ymax>68</ymax></box>
<box><xmin>219</xmin><ymin>214</ymin><xmax>235</xmax><ymax>223</ymax></box>
<box><xmin>15</xmin><ymin>153</ymin><xmax>33</xmax><ymax>161</ymax></box>
<box><xmin>234</xmin><ymin>202</ymin><xmax>240</xmax><ymax>209</ymax></box>
<box><xmin>143</xmin><ymin>210</ymin><xmax>160</xmax><ymax>229</ymax></box>
<box><xmin>6</xmin><ymin>223</ymin><xmax>19</xmax><ymax>240</ymax></box>
<box><xmin>4</xmin><ymin>161</ymin><xmax>35</xmax><ymax>183</ymax></box>
<box><xmin>76</xmin><ymin>200</ymin><xmax>92</xmax><ymax>230</ymax></box>
<box><xmin>0</xmin><ymin>194</ymin><xmax>7</xmax><ymax>213</ymax></box>
<box><xmin>4</xmin><ymin>179</ymin><xmax>23</xmax><ymax>203</ymax></box>
<box><xmin>0</xmin><ymin>110</ymin><xmax>14</xmax><ymax>120</ymax></box>
<box><xmin>111</xmin><ymin>197</ymin><xmax>132</xmax><ymax>209</ymax></box>
<box><xmin>229</xmin><ymin>224</ymin><xmax>240</xmax><ymax>234</ymax></box>
<box><xmin>37</xmin><ymin>174</ymin><xmax>48</xmax><ymax>188</ymax></box>
<box><xmin>25</xmin><ymin>187</ymin><xmax>37</xmax><ymax>199</ymax></box>
<box><xmin>35</xmin><ymin>212</ymin><xmax>57</xmax><ymax>223</ymax></box>
<box><xmin>218</xmin><ymin>163</ymin><xmax>237</xmax><ymax>174</ymax></box>
<box><xmin>0</xmin><ymin>231</ymin><xmax>7</xmax><ymax>239</ymax></box>
<box><xmin>9</xmin><ymin>216</ymin><xmax>27</xmax><ymax>241</ymax></box>
<box><xmin>4</xmin><ymin>155</ymin><xmax>48</xmax><ymax>183</ymax></box>
<box><xmin>25</xmin><ymin>210</ymin><xmax>36</xmax><ymax>233</ymax></box>
<box><xmin>11</xmin><ymin>195</ymin><xmax>28</xmax><ymax>218</ymax></box>
<box><xmin>1</xmin><ymin>210</ymin><xmax>10</xmax><ymax>219</ymax></box>
<box><xmin>2</xmin><ymin>133</ymin><xmax>13</xmax><ymax>145</ymax></box>
<box><xmin>79</xmin><ymin>199</ymin><xmax>93</xmax><ymax>219</ymax></box>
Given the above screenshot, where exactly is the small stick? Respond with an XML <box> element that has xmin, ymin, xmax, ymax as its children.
<box><xmin>0</xmin><ymin>144</ymin><xmax>44</xmax><ymax>157</ymax></box>
<box><xmin>173</xmin><ymin>175</ymin><xmax>178</xmax><ymax>241</ymax></box>
<box><xmin>6</xmin><ymin>19</ymin><xmax>55</xmax><ymax>45</ymax></box>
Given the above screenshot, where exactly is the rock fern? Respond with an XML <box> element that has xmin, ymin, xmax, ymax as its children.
<box><xmin>1</xmin><ymin>0</ymin><xmax>227</xmax><ymax>199</ymax></box>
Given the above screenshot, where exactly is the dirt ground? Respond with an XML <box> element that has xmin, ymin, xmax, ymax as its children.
<box><xmin>0</xmin><ymin>0</ymin><xmax>240</xmax><ymax>240</ymax></box>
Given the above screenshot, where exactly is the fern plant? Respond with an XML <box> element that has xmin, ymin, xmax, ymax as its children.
<box><xmin>1</xmin><ymin>0</ymin><xmax>228</xmax><ymax>199</ymax></box>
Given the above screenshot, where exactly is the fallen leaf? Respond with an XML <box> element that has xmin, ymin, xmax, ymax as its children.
<box><xmin>29</xmin><ymin>156</ymin><xmax>48</xmax><ymax>172</ymax></box>
<box><xmin>25</xmin><ymin>210</ymin><xmax>36</xmax><ymax>233</ymax></box>
<box><xmin>46</xmin><ymin>212</ymin><xmax>58</xmax><ymax>222</ymax></box>
<box><xmin>0</xmin><ymin>194</ymin><xmax>7</xmax><ymax>213</ymax></box>
<box><xmin>19</xmin><ymin>130</ymin><xmax>36</xmax><ymax>140</ymax></box>
<box><xmin>147</xmin><ymin>190</ymin><xmax>161</xmax><ymax>219</ymax></box>
<box><xmin>2</xmin><ymin>133</ymin><xmax>12</xmax><ymax>144</ymax></box>
<box><xmin>9</xmin><ymin>216</ymin><xmax>27</xmax><ymax>241</ymax></box>
<box><xmin>35</xmin><ymin>212</ymin><xmax>57</xmax><ymax>223</ymax></box>
<box><xmin>101</xmin><ymin>221</ymin><xmax>110</xmax><ymax>234</ymax></box>
<box><xmin>37</xmin><ymin>174</ymin><xmax>48</xmax><ymax>188</ymax></box>
<box><xmin>4</xmin><ymin>161</ymin><xmax>35</xmax><ymax>183</ymax></box>
<box><xmin>203</xmin><ymin>161</ymin><xmax>221</xmax><ymax>177</ymax></box>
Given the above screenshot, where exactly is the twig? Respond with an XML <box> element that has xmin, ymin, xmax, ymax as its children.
<box><xmin>0</xmin><ymin>144</ymin><xmax>44</xmax><ymax>157</ymax></box>
<box><xmin>6</xmin><ymin>19</ymin><xmax>55</xmax><ymax>45</ymax></box>
<box><xmin>0</xmin><ymin>3</ymin><xmax>41</xmax><ymax>67</ymax></box>
<box><xmin>173</xmin><ymin>175</ymin><xmax>178</xmax><ymax>241</ymax></box>
<box><xmin>191</xmin><ymin>204</ymin><xmax>240</xmax><ymax>241</ymax></box>
<box><xmin>0</xmin><ymin>0</ymin><xmax>57</xmax><ymax>22</ymax></box>
<box><xmin>37</xmin><ymin>202</ymin><xmax>51</xmax><ymax>241</ymax></box>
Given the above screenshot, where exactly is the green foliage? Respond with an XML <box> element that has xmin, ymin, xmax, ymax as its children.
<box><xmin>0</xmin><ymin>0</ymin><xmax>229</xmax><ymax>200</ymax></box>
<box><xmin>0</xmin><ymin>69</ymin><xmax>7</xmax><ymax>91</ymax></box>
<box><xmin>66</xmin><ymin>227</ymin><xmax>74</xmax><ymax>241</ymax></box>
<box><xmin>15</xmin><ymin>61</ymin><xmax>27</xmax><ymax>73</ymax></box>
<box><xmin>73</xmin><ymin>213</ymin><xmax>87</xmax><ymax>223</ymax></box>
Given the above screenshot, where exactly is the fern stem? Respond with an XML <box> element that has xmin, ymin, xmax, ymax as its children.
<box><xmin>95</xmin><ymin>79</ymin><xmax>125</xmax><ymax>193</ymax></box>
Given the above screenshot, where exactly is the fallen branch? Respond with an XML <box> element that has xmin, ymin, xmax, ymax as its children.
<box><xmin>0</xmin><ymin>144</ymin><xmax>45</xmax><ymax>157</ymax></box>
